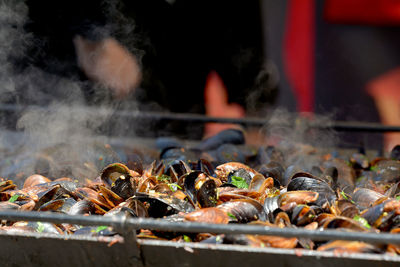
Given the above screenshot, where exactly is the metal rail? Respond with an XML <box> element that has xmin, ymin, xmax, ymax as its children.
<box><xmin>0</xmin><ymin>103</ymin><xmax>399</xmax><ymax>132</ymax></box>
<box><xmin>0</xmin><ymin>211</ymin><xmax>399</xmax><ymax>245</ymax></box>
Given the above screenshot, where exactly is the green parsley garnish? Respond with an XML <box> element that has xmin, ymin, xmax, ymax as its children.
<box><xmin>353</xmin><ymin>215</ymin><xmax>371</xmax><ymax>229</ymax></box>
<box><xmin>157</xmin><ymin>174</ymin><xmax>171</xmax><ymax>183</ymax></box>
<box><xmin>370</xmin><ymin>165</ymin><xmax>378</xmax><ymax>172</ymax></box>
<box><xmin>230</xmin><ymin>176</ymin><xmax>248</xmax><ymax>189</ymax></box>
<box><xmin>168</xmin><ymin>183</ymin><xmax>182</xmax><ymax>192</ymax></box>
<box><xmin>37</xmin><ymin>222</ymin><xmax>45</xmax><ymax>233</ymax></box>
<box><xmin>227</xmin><ymin>212</ymin><xmax>237</xmax><ymax>220</ymax></box>
<box><xmin>396</xmin><ymin>195</ymin><xmax>400</xmax><ymax>200</ymax></box>
<box><xmin>183</xmin><ymin>235</ymin><xmax>192</xmax><ymax>242</ymax></box>
<box><xmin>95</xmin><ymin>226</ymin><xmax>108</xmax><ymax>233</ymax></box>
<box><xmin>8</xmin><ymin>194</ymin><xmax>19</xmax><ymax>203</ymax></box>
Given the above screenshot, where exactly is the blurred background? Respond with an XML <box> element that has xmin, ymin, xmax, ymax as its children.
<box><xmin>1</xmin><ymin>0</ymin><xmax>400</xmax><ymax>156</ymax></box>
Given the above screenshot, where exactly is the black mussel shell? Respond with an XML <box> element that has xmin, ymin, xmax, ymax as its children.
<box><xmin>283</xmin><ymin>165</ymin><xmax>303</xmax><ymax>186</ymax></box>
<box><xmin>155</xmin><ymin>137</ymin><xmax>183</xmax><ymax>151</ymax></box>
<box><xmin>323</xmin><ymin>216</ymin><xmax>369</xmax><ymax>231</ymax></box>
<box><xmin>182</xmin><ymin>171</ymin><xmax>203</xmax><ymax>203</ymax></box>
<box><xmin>196</xmin><ymin>179</ymin><xmax>218</xmax><ymax>208</ymax></box>
<box><xmin>335</xmin><ymin>200</ymin><xmax>359</xmax><ymax>218</ymax></box>
<box><xmin>257</xmin><ymin>161</ymin><xmax>284</xmax><ymax>187</ymax></box>
<box><xmin>372</xmin><ymin>160</ymin><xmax>400</xmax><ymax>183</ymax></box>
<box><xmin>352</xmin><ymin>188</ymin><xmax>384</xmax><ymax>210</ymax></box>
<box><xmin>190</xmin><ymin>159</ymin><xmax>215</xmax><ymax>177</ymax></box>
<box><xmin>100</xmin><ymin>163</ymin><xmax>132</xmax><ymax>188</ymax></box>
<box><xmin>218</xmin><ymin>199</ymin><xmax>266</xmax><ymax>223</ymax></box>
<box><xmin>111</xmin><ymin>176</ymin><xmax>136</xmax><ymax>199</ymax></box>
<box><xmin>216</xmin><ymin>144</ymin><xmax>245</xmax><ymax>164</ymax></box>
<box><xmin>350</xmin><ymin>153</ymin><xmax>370</xmax><ymax>170</ymax></box>
<box><xmin>385</xmin><ymin>182</ymin><xmax>400</xmax><ymax>198</ymax></box>
<box><xmin>287</xmin><ymin>177</ymin><xmax>336</xmax><ymax>206</ymax></box>
<box><xmin>68</xmin><ymin>199</ymin><xmax>106</xmax><ymax>215</ymax></box>
<box><xmin>197</xmin><ymin>129</ymin><xmax>245</xmax><ymax>151</ymax></box>
<box><xmin>390</xmin><ymin>145</ymin><xmax>400</xmax><ymax>161</ymax></box>
<box><xmin>291</xmin><ymin>205</ymin><xmax>315</xmax><ymax>226</ymax></box>
<box><xmin>183</xmin><ymin>171</ymin><xmax>217</xmax><ymax>208</ymax></box>
<box><xmin>165</xmin><ymin>160</ymin><xmax>191</xmax><ymax>180</ymax></box>
<box><xmin>134</xmin><ymin>194</ymin><xmax>194</xmax><ymax>218</ymax></box>
<box><xmin>264</xmin><ymin>196</ymin><xmax>280</xmax><ymax>223</ymax></box>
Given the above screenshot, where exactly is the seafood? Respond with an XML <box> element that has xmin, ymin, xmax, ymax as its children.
<box><xmin>1</xmin><ymin>129</ymin><xmax>400</xmax><ymax>256</ymax></box>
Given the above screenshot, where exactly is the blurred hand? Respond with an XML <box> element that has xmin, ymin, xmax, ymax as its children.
<box><xmin>204</xmin><ymin>71</ymin><xmax>245</xmax><ymax>137</ymax></box>
<box><xmin>367</xmin><ymin>68</ymin><xmax>400</xmax><ymax>152</ymax></box>
<box><xmin>74</xmin><ymin>36</ymin><xmax>142</xmax><ymax>99</ymax></box>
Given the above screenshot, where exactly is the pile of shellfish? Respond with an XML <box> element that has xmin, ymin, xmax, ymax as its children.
<box><xmin>1</xmin><ymin>129</ymin><xmax>400</xmax><ymax>254</ymax></box>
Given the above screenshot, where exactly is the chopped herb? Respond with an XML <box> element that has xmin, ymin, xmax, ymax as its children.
<box><xmin>340</xmin><ymin>191</ymin><xmax>348</xmax><ymax>200</ymax></box>
<box><xmin>157</xmin><ymin>174</ymin><xmax>171</xmax><ymax>183</ymax></box>
<box><xmin>215</xmin><ymin>235</ymin><xmax>222</xmax><ymax>242</ymax></box>
<box><xmin>95</xmin><ymin>226</ymin><xmax>108</xmax><ymax>233</ymax></box>
<box><xmin>227</xmin><ymin>212</ymin><xmax>237</xmax><ymax>220</ymax></box>
<box><xmin>168</xmin><ymin>183</ymin><xmax>182</xmax><ymax>192</ymax></box>
<box><xmin>230</xmin><ymin>176</ymin><xmax>248</xmax><ymax>189</ymax></box>
<box><xmin>353</xmin><ymin>215</ymin><xmax>371</xmax><ymax>229</ymax></box>
<box><xmin>8</xmin><ymin>194</ymin><xmax>19</xmax><ymax>203</ymax></box>
<box><xmin>340</xmin><ymin>191</ymin><xmax>355</xmax><ymax>204</ymax></box>
<box><xmin>183</xmin><ymin>235</ymin><xmax>192</xmax><ymax>242</ymax></box>
<box><xmin>37</xmin><ymin>222</ymin><xmax>45</xmax><ymax>233</ymax></box>
<box><xmin>396</xmin><ymin>195</ymin><xmax>400</xmax><ymax>200</ymax></box>
<box><xmin>370</xmin><ymin>165</ymin><xmax>378</xmax><ymax>172</ymax></box>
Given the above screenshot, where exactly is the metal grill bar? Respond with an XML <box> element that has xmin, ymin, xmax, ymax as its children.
<box><xmin>1</xmin><ymin>211</ymin><xmax>399</xmax><ymax>245</ymax></box>
<box><xmin>0</xmin><ymin>103</ymin><xmax>399</xmax><ymax>132</ymax></box>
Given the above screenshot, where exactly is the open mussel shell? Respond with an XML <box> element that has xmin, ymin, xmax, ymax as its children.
<box><xmin>322</xmin><ymin>216</ymin><xmax>369</xmax><ymax>232</ymax></box>
<box><xmin>317</xmin><ymin>240</ymin><xmax>382</xmax><ymax>254</ymax></box>
<box><xmin>0</xmin><ymin>202</ymin><xmax>20</xmax><ymax>211</ymax></box>
<box><xmin>227</xmin><ymin>168</ymin><xmax>253</xmax><ymax>186</ymax></box>
<box><xmin>184</xmin><ymin>207</ymin><xmax>230</xmax><ymax>224</ymax></box>
<box><xmin>0</xmin><ymin>180</ymin><xmax>16</xmax><ymax>193</ymax></box>
<box><xmin>323</xmin><ymin>158</ymin><xmax>355</xmax><ymax>192</ymax></box>
<box><xmin>287</xmin><ymin>177</ymin><xmax>336</xmax><ymax>206</ymax></box>
<box><xmin>100</xmin><ymin>163</ymin><xmax>134</xmax><ymax>188</ymax></box>
<box><xmin>215</xmin><ymin>162</ymin><xmax>258</xmax><ymax>182</ymax></box>
<box><xmin>110</xmin><ymin>176</ymin><xmax>135</xmax><ymax>199</ymax></box>
<box><xmin>390</xmin><ymin>145</ymin><xmax>400</xmax><ymax>161</ymax></box>
<box><xmin>23</xmin><ymin>174</ymin><xmax>51</xmax><ymax>189</ymax></box>
<box><xmin>291</xmin><ymin>205</ymin><xmax>316</xmax><ymax>226</ymax></box>
<box><xmin>264</xmin><ymin>191</ymin><xmax>319</xmax><ymax>223</ymax></box>
<box><xmin>332</xmin><ymin>200</ymin><xmax>359</xmax><ymax>218</ymax></box>
<box><xmin>105</xmin><ymin>199</ymin><xmax>148</xmax><ymax>218</ymax></box>
<box><xmin>134</xmin><ymin>193</ymin><xmax>194</xmax><ymax>218</ymax></box>
<box><xmin>190</xmin><ymin>159</ymin><xmax>215</xmax><ymax>177</ymax></box>
<box><xmin>372</xmin><ymin>159</ymin><xmax>400</xmax><ymax>183</ymax></box>
<box><xmin>217</xmin><ymin>199</ymin><xmax>266</xmax><ymax>223</ymax></box>
<box><xmin>33</xmin><ymin>184</ymin><xmax>69</xmax><ymax>210</ymax></box>
<box><xmin>164</xmin><ymin>160</ymin><xmax>191</xmax><ymax>181</ymax></box>
<box><xmin>183</xmin><ymin>171</ymin><xmax>217</xmax><ymax>208</ymax></box>
<box><xmin>68</xmin><ymin>199</ymin><xmax>106</xmax><ymax>215</ymax></box>
<box><xmin>352</xmin><ymin>188</ymin><xmax>385</xmax><ymax>210</ymax></box>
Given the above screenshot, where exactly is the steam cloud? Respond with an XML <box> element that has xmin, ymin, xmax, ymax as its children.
<box><xmin>0</xmin><ymin>0</ymin><xmax>140</xmax><ymax>183</ymax></box>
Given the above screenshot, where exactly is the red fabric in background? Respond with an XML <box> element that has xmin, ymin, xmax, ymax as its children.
<box><xmin>284</xmin><ymin>0</ymin><xmax>315</xmax><ymax>113</ymax></box>
<box><xmin>325</xmin><ymin>0</ymin><xmax>400</xmax><ymax>25</ymax></box>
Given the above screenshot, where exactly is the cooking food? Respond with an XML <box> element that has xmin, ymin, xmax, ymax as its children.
<box><xmin>0</xmin><ymin>129</ymin><xmax>400</xmax><ymax>255</ymax></box>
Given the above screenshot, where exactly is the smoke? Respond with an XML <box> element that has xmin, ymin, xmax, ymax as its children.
<box><xmin>262</xmin><ymin>108</ymin><xmax>338</xmax><ymax>171</ymax></box>
<box><xmin>0</xmin><ymin>0</ymin><xmax>142</xmax><ymax>181</ymax></box>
